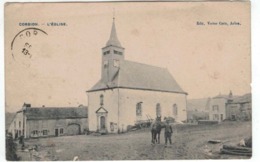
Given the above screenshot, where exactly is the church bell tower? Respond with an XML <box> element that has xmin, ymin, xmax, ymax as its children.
<box><xmin>101</xmin><ymin>17</ymin><xmax>125</xmax><ymax>83</ymax></box>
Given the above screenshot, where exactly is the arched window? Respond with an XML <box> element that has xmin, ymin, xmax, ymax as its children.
<box><xmin>136</xmin><ymin>102</ymin><xmax>142</xmax><ymax>116</ymax></box>
<box><xmin>156</xmin><ymin>103</ymin><xmax>161</xmax><ymax>117</ymax></box>
<box><xmin>173</xmin><ymin>104</ymin><xmax>178</xmax><ymax>116</ymax></box>
<box><xmin>100</xmin><ymin>94</ymin><xmax>104</xmax><ymax>106</ymax></box>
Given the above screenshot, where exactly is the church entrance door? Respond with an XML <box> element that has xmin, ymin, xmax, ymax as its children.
<box><xmin>100</xmin><ymin>116</ymin><xmax>106</xmax><ymax>131</ymax></box>
<box><xmin>96</xmin><ymin>107</ymin><xmax>108</xmax><ymax>134</ymax></box>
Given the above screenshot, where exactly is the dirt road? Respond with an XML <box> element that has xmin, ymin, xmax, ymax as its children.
<box><xmin>18</xmin><ymin>121</ymin><xmax>251</xmax><ymax>160</ymax></box>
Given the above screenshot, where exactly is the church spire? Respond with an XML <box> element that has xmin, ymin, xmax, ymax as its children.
<box><xmin>106</xmin><ymin>16</ymin><xmax>122</xmax><ymax>48</ymax></box>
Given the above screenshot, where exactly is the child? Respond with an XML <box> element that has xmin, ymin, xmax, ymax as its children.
<box><xmin>164</xmin><ymin>119</ymin><xmax>173</xmax><ymax>147</ymax></box>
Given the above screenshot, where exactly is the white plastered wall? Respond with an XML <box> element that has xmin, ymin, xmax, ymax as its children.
<box><xmin>88</xmin><ymin>88</ymin><xmax>187</xmax><ymax>133</ymax></box>
<box><xmin>88</xmin><ymin>89</ymin><xmax>119</xmax><ymax>133</ymax></box>
<box><xmin>118</xmin><ymin>88</ymin><xmax>187</xmax><ymax>131</ymax></box>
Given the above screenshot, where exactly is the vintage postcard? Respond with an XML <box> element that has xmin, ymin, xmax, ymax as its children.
<box><xmin>4</xmin><ymin>1</ymin><xmax>251</xmax><ymax>161</ymax></box>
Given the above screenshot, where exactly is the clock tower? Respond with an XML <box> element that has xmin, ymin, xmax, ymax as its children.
<box><xmin>101</xmin><ymin>18</ymin><xmax>125</xmax><ymax>84</ymax></box>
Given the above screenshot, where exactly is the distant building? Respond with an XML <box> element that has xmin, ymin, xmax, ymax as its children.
<box><xmin>208</xmin><ymin>91</ymin><xmax>251</xmax><ymax>122</ymax></box>
<box><xmin>187</xmin><ymin>98</ymin><xmax>210</xmax><ymax>123</ymax></box>
<box><xmin>226</xmin><ymin>93</ymin><xmax>251</xmax><ymax>120</ymax></box>
<box><xmin>87</xmin><ymin>18</ymin><xmax>188</xmax><ymax>134</ymax></box>
<box><xmin>5</xmin><ymin>112</ymin><xmax>16</xmax><ymax>132</ymax></box>
<box><xmin>209</xmin><ymin>93</ymin><xmax>232</xmax><ymax>122</ymax></box>
<box><xmin>8</xmin><ymin>103</ymin><xmax>88</xmax><ymax>139</ymax></box>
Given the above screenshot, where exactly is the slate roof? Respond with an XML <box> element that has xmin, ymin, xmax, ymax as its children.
<box><xmin>106</xmin><ymin>19</ymin><xmax>122</xmax><ymax>48</ymax></box>
<box><xmin>5</xmin><ymin>112</ymin><xmax>16</xmax><ymax>129</ymax></box>
<box><xmin>230</xmin><ymin>93</ymin><xmax>251</xmax><ymax>104</ymax></box>
<box><xmin>88</xmin><ymin>60</ymin><xmax>187</xmax><ymax>94</ymax></box>
<box><xmin>25</xmin><ymin>107</ymin><xmax>88</xmax><ymax>120</ymax></box>
<box><xmin>213</xmin><ymin>94</ymin><xmax>230</xmax><ymax>99</ymax></box>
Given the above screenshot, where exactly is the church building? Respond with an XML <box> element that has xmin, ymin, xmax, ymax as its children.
<box><xmin>87</xmin><ymin>18</ymin><xmax>188</xmax><ymax>134</ymax></box>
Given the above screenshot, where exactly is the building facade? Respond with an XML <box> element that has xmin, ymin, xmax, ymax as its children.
<box><xmin>208</xmin><ymin>92</ymin><xmax>251</xmax><ymax>122</ymax></box>
<box><xmin>226</xmin><ymin>93</ymin><xmax>251</xmax><ymax>120</ymax></box>
<box><xmin>8</xmin><ymin>103</ymin><xmax>88</xmax><ymax>139</ymax></box>
<box><xmin>209</xmin><ymin>95</ymin><xmax>229</xmax><ymax>122</ymax></box>
<box><xmin>87</xmin><ymin>18</ymin><xmax>187</xmax><ymax>134</ymax></box>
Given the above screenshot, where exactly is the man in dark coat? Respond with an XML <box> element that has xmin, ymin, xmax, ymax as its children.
<box><xmin>164</xmin><ymin>119</ymin><xmax>173</xmax><ymax>146</ymax></box>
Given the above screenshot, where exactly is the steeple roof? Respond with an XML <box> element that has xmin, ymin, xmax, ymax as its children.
<box><xmin>106</xmin><ymin>18</ymin><xmax>122</xmax><ymax>48</ymax></box>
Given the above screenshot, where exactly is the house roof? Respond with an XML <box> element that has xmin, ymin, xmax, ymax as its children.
<box><xmin>25</xmin><ymin>107</ymin><xmax>88</xmax><ymax>120</ymax></box>
<box><xmin>88</xmin><ymin>60</ymin><xmax>187</xmax><ymax>94</ymax></box>
<box><xmin>213</xmin><ymin>94</ymin><xmax>240</xmax><ymax>100</ymax></box>
<box><xmin>213</xmin><ymin>94</ymin><xmax>230</xmax><ymax>99</ymax></box>
<box><xmin>187</xmin><ymin>98</ymin><xmax>211</xmax><ymax>112</ymax></box>
<box><xmin>5</xmin><ymin>112</ymin><xmax>16</xmax><ymax>129</ymax></box>
<box><xmin>230</xmin><ymin>93</ymin><xmax>251</xmax><ymax>104</ymax></box>
<box><xmin>212</xmin><ymin>92</ymin><xmax>251</xmax><ymax>104</ymax></box>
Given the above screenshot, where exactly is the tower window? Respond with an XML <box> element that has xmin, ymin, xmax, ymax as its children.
<box><xmin>114</xmin><ymin>50</ymin><xmax>122</xmax><ymax>55</ymax></box>
<box><xmin>156</xmin><ymin>103</ymin><xmax>161</xmax><ymax>117</ymax></box>
<box><xmin>103</xmin><ymin>50</ymin><xmax>110</xmax><ymax>55</ymax></box>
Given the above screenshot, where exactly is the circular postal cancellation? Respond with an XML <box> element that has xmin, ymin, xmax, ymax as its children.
<box><xmin>11</xmin><ymin>28</ymin><xmax>48</xmax><ymax>67</ymax></box>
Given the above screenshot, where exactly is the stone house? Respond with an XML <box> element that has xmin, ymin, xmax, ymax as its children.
<box><xmin>8</xmin><ymin>103</ymin><xmax>88</xmax><ymax>139</ymax></box>
<box><xmin>209</xmin><ymin>94</ymin><xmax>231</xmax><ymax>122</ymax></box>
<box><xmin>226</xmin><ymin>93</ymin><xmax>251</xmax><ymax>120</ymax></box>
<box><xmin>209</xmin><ymin>91</ymin><xmax>251</xmax><ymax>122</ymax></box>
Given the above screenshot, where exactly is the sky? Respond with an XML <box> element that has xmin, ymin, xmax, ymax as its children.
<box><xmin>5</xmin><ymin>2</ymin><xmax>251</xmax><ymax>112</ymax></box>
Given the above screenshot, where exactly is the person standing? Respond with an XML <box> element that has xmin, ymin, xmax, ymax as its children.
<box><xmin>164</xmin><ymin>119</ymin><xmax>173</xmax><ymax>147</ymax></box>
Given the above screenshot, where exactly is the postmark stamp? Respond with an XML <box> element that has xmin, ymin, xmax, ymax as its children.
<box><xmin>11</xmin><ymin>28</ymin><xmax>48</xmax><ymax>66</ymax></box>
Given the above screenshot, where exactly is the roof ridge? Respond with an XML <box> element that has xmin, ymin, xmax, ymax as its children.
<box><xmin>89</xmin><ymin>59</ymin><xmax>187</xmax><ymax>94</ymax></box>
<box><xmin>124</xmin><ymin>60</ymin><xmax>167</xmax><ymax>70</ymax></box>
<box><xmin>164</xmin><ymin>68</ymin><xmax>186</xmax><ymax>94</ymax></box>
<box><xmin>25</xmin><ymin>107</ymin><xmax>88</xmax><ymax>120</ymax></box>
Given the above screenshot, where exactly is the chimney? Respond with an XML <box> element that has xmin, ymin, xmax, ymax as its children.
<box><xmin>229</xmin><ymin>90</ymin><xmax>233</xmax><ymax>98</ymax></box>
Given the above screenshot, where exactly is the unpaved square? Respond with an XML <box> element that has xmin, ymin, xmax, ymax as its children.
<box><xmin>17</xmin><ymin>121</ymin><xmax>251</xmax><ymax>160</ymax></box>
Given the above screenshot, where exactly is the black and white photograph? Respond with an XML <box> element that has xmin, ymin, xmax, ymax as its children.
<box><xmin>4</xmin><ymin>1</ymin><xmax>253</xmax><ymax>161</ymax></box>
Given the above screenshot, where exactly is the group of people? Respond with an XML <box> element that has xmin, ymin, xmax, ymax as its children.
<box><xmin>151</xmin><ymin>117</ymin><xmax>173</xmax><ymax>147</ymax></box>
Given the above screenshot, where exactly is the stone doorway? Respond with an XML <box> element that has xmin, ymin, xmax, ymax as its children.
<box><xmin>96</xmin><ymin>107</ymin><xmax>108</xmax><ymax>134</ymax></box>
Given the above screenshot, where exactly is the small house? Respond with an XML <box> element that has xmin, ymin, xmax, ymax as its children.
<box><xmin>8</xmin><ymin>103</ymin><xmax>88</xmax><ymax>139</ymax></box>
